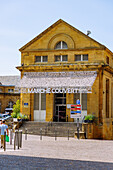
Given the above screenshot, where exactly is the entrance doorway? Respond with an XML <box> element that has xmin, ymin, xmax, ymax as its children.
<box><xmin>54</xmin><ymin>93</ymin><xmax>66</xmax><ymax>122</ymax></box>
<box><xmin>55</xmin><ymin>105</ymin><xmax>66</xmax><ymax>122</ymax></box>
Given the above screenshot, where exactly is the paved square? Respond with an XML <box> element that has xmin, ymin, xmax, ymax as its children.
<box><xmin>0</xmin><ymin>134</ymin><xmax>113</xmax><ymax>169</ymax></box>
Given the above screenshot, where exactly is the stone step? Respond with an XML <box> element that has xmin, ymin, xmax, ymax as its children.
<box><xmin>20</xmin><ymin>121</ymin><xmax>83</xmax><ymax>137</ymax></box>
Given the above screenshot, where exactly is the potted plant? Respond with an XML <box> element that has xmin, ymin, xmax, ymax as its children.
<box><xmin>11</xmin><ymin>100</ymin><xmax>20</xmax><ymax>122</ymax></box>
<box><xmin>84</xmin><ymin>114</ymin><xmax>95</xmax><ymax>123</ymax></box>
<box><xmin>22</xmin><ymin>114</ymin><xmax>29</xmax><ymax>121</ymax></box>
<box><xmin>11</xmin><ymin>112</ymin><xmax>18</xmax><ymax>122</ymax></box>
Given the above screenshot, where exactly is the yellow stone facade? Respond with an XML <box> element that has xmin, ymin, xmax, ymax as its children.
<box><xmin>0</xmin><ymin>86</ymin><xmax>20</xmax><ymax>113</ymax></box>
<box><xmin>17</xmin><ymin>19</ymin><xmax>113</xmax><ymax>139</ymax></box>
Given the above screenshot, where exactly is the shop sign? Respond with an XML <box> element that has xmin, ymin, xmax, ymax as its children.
<box><xmin>15</xmin><ymin>87</ymin><xmax>91</xmax><ymax>94</ymax></box>
<box><xmin>70</xmin><ymin>104</ymin><xmax>82</xmax><ymax>118</ymax></box>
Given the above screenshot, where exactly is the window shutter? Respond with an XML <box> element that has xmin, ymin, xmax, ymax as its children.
<box><xmin>41</xmin><ymin>93</ymin><xmax>46</xmax><ymax>110</ymax></box>
<box><xmin>82</xmin><ymin>93</ymin><xmax>87</xmax><ymax>110</ymax></box>
<box><xmin>34</xmin><ymin>93</ymin><xmax>39</xmax><ymax>110</ymax></box>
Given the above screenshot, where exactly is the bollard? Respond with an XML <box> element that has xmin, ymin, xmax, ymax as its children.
<box><xmin>15</xmin><ymin>131</ymin><xmax>18</xmax><ymax>146</ymax></box>
<box><xmin>77</xmin><ymin>118</ymin><xmax>79</xmax><ymax>139</ymax></box>
<box><xmin>17</xmin><ymin>130</ymin><xmax>19</xmax><ymax>149</ymax></box>
<box><xmin>14</xmin><ymin>131</ymin><xmax>16</xmax><ymax>150</ymax></box>
<box><xmin>55</xmin><ymin>129</ymin><xmax>57</xmax><ymax>141</ymax></box>
<box><xmin>40</xmin><ymin>128</ymin><xmax>42</xmax><ymax>140</ymax></box>
<box><xmin>10</xmin><ymin>129</ymin><xmax>12</xmax><ymax>145</ymax></box>
<box><xmin>68</xmin><ymin>129</ymin><xmax>69</xmax><ymax>140</ymax></box>
<box><xmin>67</xmin><ymin>115</ymin><xmax>68</xmax><ymax>122</ymax></box>
<box><xmin>25</xmin><ymin>128</ymin><xmax>27</xmax><ymax>140</ymax></box>
<box><xmin>45</xmin><ymin>127</ymin><xmax>47</xmax><ymax>136</ymax></box>
<box><xmin>4</xmin><ymin>131</ymin><xmax>6</xmax><ymax>151</ymax></box>
<box><xmin>19</xmin><ymin>130</ymin><xmax>22</xmax><ymax>148</ymax></box>
<box><xmin>14</xmin><ymin>131</ymin><xmax>18</xmax><ymax>149</ymax></box>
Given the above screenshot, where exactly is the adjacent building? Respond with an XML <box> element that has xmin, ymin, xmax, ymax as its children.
<box><xmin>0</xmin><ymin>76</ymin><xmax>20</xmax><ymax>113</ymax></box>
<box><xmin>17</xmin><ymin>19</ymin><xmax>113</xmax><ymax>139</ymax></box>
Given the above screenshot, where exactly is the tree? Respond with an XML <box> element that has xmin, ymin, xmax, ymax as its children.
<box><xmin>11</xmin><ymin>100</ymin><xmax>20</xmax><ymax>118</ymax></box>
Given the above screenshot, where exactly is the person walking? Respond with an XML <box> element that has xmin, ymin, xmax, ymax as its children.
<box><xmin>0</xmin><ymin>120</ymin><xmax>9</xmax><ymax>148</ymax></box>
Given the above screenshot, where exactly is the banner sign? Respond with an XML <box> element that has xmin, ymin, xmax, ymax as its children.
<box><xmin>14</xmin><ymin>87</ymin><xmax>91</xmax><ymax>94</ymax></box>
<box><xmin>70</xmin><ymin>104</ymin><xmax>82</xmax><ymax>118</ymax></box>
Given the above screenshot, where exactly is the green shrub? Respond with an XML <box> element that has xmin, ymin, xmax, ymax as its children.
<box><xmin>84</xmin><ymin>114</ymin><xmax>95</xmax><ymax>121</ymax></box>
<box><xmin>11</xmin><ymin>112</ymin><xmax>17</xmax><ymax>118</ymax></box>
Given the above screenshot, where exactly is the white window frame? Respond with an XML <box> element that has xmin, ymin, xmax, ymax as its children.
<box><xmin>35</xmin><ymin>56</ymin><xmax>48</xmax><ymax>63</ymax></box>
<box><xmin>75</xmin><ymin>54</ymin><xmax>88</xmax><ymax>61</ymax></box>
<box><xmin>8</xmin><ymin>89</ymin><xmax>14</xmax><ymax>93</ymax></box>
<box><xmin>55</xmin><ymin>55</ymin><xmax>68</xmax><ymax>62</ymax></box>
<box><xmin>55</xmin><ymin>41</ymin><xmax>68</xmax><ymax>49</ymax></box>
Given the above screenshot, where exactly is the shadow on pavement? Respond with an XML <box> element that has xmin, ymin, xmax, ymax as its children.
<box><xmin>0</xmin><ymin>155</ymin><xmax>113</xmax><ymax>169</ymax></box>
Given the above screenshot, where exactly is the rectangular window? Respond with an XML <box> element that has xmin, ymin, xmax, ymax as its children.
<box><xmin>106</xmin><ymin>56</ymin><xmax>109</xmax><ymax>65</ymax></box>
<box><xmin>74</xmin><ymin>93</ymin><xmax>80</xmax><ymax>104</ymax></box>
<box><xmin>34</xmin><ymin>93</ymin><xmax>46</xmax><ymax>110</ymax></box>
<box><xmin>35</xmin><ymin>56</ymin><xmax>48</xmax><ymax>62</ymax></box>
<box><xmin>82</xmin><ymin>93</ymin><xmax>87</xmax><ymax>110</ymax></box>
<box><xmin>0</xmin><ymin>88</ymin><xmax>2</xmax><ymax>92</ymax></box>
<box><xmin>42</xmin><ymin>56</ymin><xmax>48</xmax><ymax>62</ymax></box>
<box><xmin>8</xmin><ymin>89</ymin><xmax>14</xmax><ymax>93</ymax></box>
<box><xmin>55</xmin><ymin>55</ymin><xmax>61</xmax><ymax>62</ymax></box>
<box><xmin>55</xmin><ymin>93</ymin><xmax>66</xmax><ymax>105</ymax></box>
<box><xmin>55</xmin><ymin>55</ymin><xmax>68</xmax><ymax>62</ymax></box>
<box><xmin>83</xmin><ymin>54</ymin><xmax>88</xmax><ymax>61</ymax></box>
<box><xmin>35</xmin><ymin>56</ymin><xmax>41</xmax><ymax>62</ymax></box>
<box><xmin>62</xmin><ymin>55</ymin><xmax>68</xmax><ymax>61</ymax></box>
<box><xmin>34</xmin><ymin>93</ymin><xmax>39</xmax><ymax>110</ymax></box>
<box><xmin>41</xmin><ymin>93</ymin><xmax>46</xmax><ymax>110</ymax></box>
<box><xmin>106</xmin><ymin>78</ymin><xmax>109</xmax><ymax>118</ymax></box>
<box><xmin>75</xmin><ymin>55</ymin><xmax>81</xmax><ymax>61</ymax></box>
<box><xmin>74</xmin><ymin>93</ymin><xmax>87</xmax><ymax>110</ymax></box>
<box><xmin>75</xmin><ymin>54</ymin><xmax>88</xmax><ymax>61</ymax></box>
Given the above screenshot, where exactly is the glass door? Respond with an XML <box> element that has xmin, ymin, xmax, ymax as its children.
<box><xmin>54</xmin><ymin>105</ymin><xmax>66</xmax><ymax>122</ymax></box>
<box><xmin>58</xmin><ymin>105</ymin><xmax>66</xmax><ymax>122</ymax></box>
<box><xmin>54</xmin><ymin>93</ymin><xmax>66</xmax><ymax>122</ymax></box>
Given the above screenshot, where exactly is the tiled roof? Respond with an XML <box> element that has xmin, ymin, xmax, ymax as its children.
<box><xmin>19</xmin><ymin>71</ymin><xmax>97</xmax><ymax>91</ymax></box>
<box><xmin>0</xmin><ymin>76</ymin><xmax>20</xmax><ymax>86</ymax></box>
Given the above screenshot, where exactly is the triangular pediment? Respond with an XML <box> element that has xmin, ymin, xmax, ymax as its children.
<box><xmin>19</xmin><ymin>19</ymin><xmax>106</xmax><ymax>52</ymax></box>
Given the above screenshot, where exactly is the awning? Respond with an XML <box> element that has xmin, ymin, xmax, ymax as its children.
<box><xmin>16</xmin><ymin>71</ymin><xmax>97</xmax><ymax>90</ymax></box>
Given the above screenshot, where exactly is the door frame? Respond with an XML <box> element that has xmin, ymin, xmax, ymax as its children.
<box><xmin>55</xmin><ymin>104</ymin><xmax>66</xmax><ymax>122</ymax></box>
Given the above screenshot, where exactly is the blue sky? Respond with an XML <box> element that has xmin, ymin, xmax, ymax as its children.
<box><xmin>0</xmin><ymin>0</ymin><xmax>113</xmax><ymax>75</ymax></box>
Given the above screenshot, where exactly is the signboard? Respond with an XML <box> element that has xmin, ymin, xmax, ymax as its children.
<box><xmin>67</xmin><ymin>104</ymin><xmax>71</xmax><ymax>109</ymax></box>
<box><xmin>24</xmin><ymin>103</ymin><xmax>28</xmax><ymax>107</ymax></box>
<box><xmin>70</xmin><ymin>104</ymin><xmax>82</xmax><ymax>118</ymax></box>
<box><xmin>15</xmin><ymin>87</ymin><xmax>91</xmax><ymax>94</ymax></box>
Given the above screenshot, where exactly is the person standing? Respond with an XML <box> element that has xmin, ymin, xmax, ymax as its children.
<box><xmin>0</xmin><ymin>120</ymin><xmax>9</xmax><ymax>148</ymax></box>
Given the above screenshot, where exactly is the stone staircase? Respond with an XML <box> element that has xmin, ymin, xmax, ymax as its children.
<box><xmin>19</xmin><ymin>121</ymin><xmax>83</xmax><ymax>137</ymax></box>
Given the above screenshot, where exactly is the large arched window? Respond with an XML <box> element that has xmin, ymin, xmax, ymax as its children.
<box><xmin>55</xmin><ymin>41</ymin><xmax>68</xmax><ymax>49</ymax></box>
<box><xmin>8</xmin><ymin>101</ymin><xmax>13</xmax><ymax>108</ymax></box>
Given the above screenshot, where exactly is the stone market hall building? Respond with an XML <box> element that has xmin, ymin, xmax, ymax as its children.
<box><xmin>17</xmin><ymin>19</ymin><xmax>113</xmax><ymax>139</ymax></box>
<box><xmin>0</xmin><ymin>76</ymin><xmax>20</xmax><ymax>113</ymax></box>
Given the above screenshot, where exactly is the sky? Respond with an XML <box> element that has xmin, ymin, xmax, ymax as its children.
<box><xmin>0</xmin><ymin>0</ymin><xmax>113</xmax><ymax>75</ymax></box>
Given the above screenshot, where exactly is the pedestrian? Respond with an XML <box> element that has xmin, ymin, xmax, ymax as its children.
<box><xmin>0</xmin><ymin>120</ymin><xmax>9</xmax><ymax>148</ymax></box>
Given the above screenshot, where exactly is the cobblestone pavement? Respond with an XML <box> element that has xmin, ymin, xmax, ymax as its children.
<box><xmin>0</xmin><ymin>135</ymin><xmax>113</xmax><ymax>169</ymax></box>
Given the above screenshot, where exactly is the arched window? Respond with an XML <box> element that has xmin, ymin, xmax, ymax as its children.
<box><xmin>55</xmin><ymin>41</ymin><xmax>68</xmax><ymax>49</ymax></box>
<box><xmin>8</xmin><ymin>101</ymin><xmax>13</xmax><ymax>108</ymax></box>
